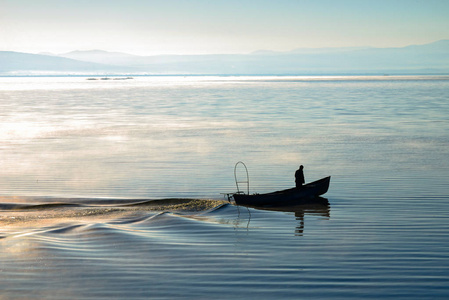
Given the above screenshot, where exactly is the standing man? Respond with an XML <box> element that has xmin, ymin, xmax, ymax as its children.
<box><xmin>295</xmin><ymin>165</ymin><xmax>305</xmax><ymax>188</ymax></box>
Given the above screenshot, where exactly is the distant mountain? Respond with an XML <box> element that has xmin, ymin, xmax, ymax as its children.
<box><xmin>250</xmin><ymin>46</ymin><xmax>372</xmax><ymax>55</ymax></box>
<box><xmin>59</xmin><ymin>50</ymin><xmax>140</xmax><ymax>66</ymax></box>
<box><xmin>0</xmin><ymin>51</ymin><xmax>135</xmax><ymax>75</ymax></box>
<box><xmin>1</xmin><ymin>40</ymin><xmax>449</xmax><ymax>75</ymax></box>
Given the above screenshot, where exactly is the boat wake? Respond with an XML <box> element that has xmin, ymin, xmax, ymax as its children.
<box><xmin>0</xmin><ymin>195</ymin><xmax>334</xmax><ymax>299</ymax></box>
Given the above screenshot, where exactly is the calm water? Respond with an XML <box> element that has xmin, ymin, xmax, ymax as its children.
<box><xmin>1</xmin><ymin>75</ymin><xmax>449</xmax><ymax>299</ymax></box>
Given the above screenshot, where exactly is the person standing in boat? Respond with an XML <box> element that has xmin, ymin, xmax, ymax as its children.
<box><xmin>295</xmin><ymin>165</ymin><xmax>305</xmax><ymax>188</ymax></box>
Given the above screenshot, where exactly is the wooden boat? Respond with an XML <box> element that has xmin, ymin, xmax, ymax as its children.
<box><xmin>232</xmin><ymin>176</ymin><xmax>331</xmax><ymax>207</ymax></box>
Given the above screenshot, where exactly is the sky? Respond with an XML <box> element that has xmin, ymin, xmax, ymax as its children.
<box><xmin>1</xmin><ymin>0</ymin><xmax>449</xmax><ymax>56</ymax></box>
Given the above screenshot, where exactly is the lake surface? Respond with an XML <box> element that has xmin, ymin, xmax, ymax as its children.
<box><xmin>1</xmin><ymin>75</ymin><xmax>449</xmax><ymax>299</ymax></box>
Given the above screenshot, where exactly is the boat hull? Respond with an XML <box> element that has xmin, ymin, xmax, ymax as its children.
<box><xmin>233</xmin><ymin>176</ymin><xmax>330</xmax><ymax>207</ymax></box>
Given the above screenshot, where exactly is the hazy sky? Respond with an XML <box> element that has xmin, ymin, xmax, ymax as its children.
<box><xmin>1</xmin><ymin>0</ymin><xmax>449</xmax><ymax>55</ymax></box>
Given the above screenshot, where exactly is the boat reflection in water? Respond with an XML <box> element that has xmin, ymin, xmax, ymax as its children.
<box><xmin>236</xmin><ymin>197</ymin><xmax>330</xmax><ymax>236</ymax></box>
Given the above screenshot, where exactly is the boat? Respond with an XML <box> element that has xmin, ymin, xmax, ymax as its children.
<box><xmin>232</xmin><ymin>176</ymin><xmax>331</xmax><ymax>207</ymax></box>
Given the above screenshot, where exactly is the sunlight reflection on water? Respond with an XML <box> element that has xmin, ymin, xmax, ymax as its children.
<box><xmin>1</xmin><ymin>76</ymin><xmax>447</xmax><ymax>199</ymax></box>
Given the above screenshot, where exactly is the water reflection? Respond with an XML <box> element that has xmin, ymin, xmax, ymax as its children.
<box><xmin>237</xmin><ymin>197</ymin><xmax>330</xmax><ymax>236</ymax></box>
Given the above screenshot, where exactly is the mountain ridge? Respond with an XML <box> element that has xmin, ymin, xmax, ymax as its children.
<box><xmin>2</xmin><ymin>40</ymin><xmax>449</xmax><ymax>75</ymax></box>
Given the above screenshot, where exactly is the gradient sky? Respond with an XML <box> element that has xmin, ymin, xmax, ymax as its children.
<box><xmin>1</xmin><ymin>0</ymin><xmax>449</xmax><ymax>55</ymax></box>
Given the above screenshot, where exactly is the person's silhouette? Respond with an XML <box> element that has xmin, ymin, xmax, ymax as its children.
<box><xmin>295</xmin><ymin>165</ymin><xmax>305</xmax><ymax>188</ymax></box>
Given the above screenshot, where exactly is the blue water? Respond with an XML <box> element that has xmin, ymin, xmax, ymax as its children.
<box><xmin>0</xmin><ymin>75</ymin><xmax>449</xmax><ymax>299</ymax></box>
